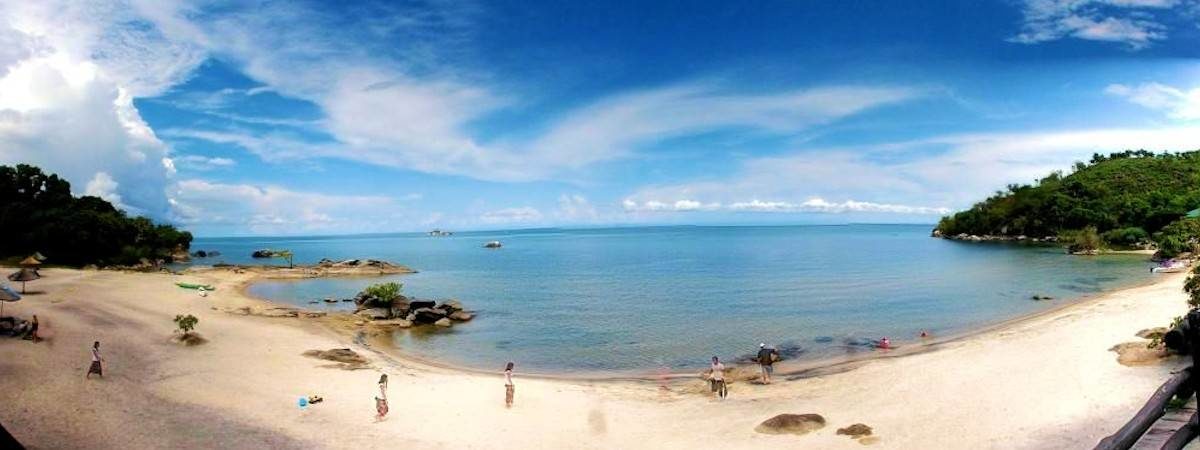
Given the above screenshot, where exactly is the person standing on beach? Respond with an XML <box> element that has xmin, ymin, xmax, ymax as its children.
<box><xmin>375</xmin><ymin>373</ymin><xmax>389</xmax><ymax>421</ymax></box>
<box><xmin>708</xmin><ymin>356</ymin><xmax>727</xmax><ymax>399</ymax></box>
<box><xmin>757</xmin><ymin>343</ymin><xmax>779</xmax><ymax>384</ymax></box>
<box><xmin>86</xmin><ymin>341</ymin><xmax>103</xmax><ymax>379</ymax></box>
<box><xmin>504</xmin><ymin>362</ymin><xmax>515</xmax><ymax>408</ymax></box>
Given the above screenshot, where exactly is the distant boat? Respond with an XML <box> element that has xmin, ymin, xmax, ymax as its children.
<box><xmin>1152</xmin><ymin>259</ymin><xmax>1188</xmax><ymax>273</ymax></box>
<box><xmin>428</xmin><ymin>229</ymin><xmax>453</xmax><ymax>237</ymax></box>
<box><xmin>484</xmin><ymin>241</ymin><xmax>502</xmax><ymax>249</ymax></box>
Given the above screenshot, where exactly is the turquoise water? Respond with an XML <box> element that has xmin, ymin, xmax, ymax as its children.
<box><xmin>194</xmin><ymin>225</ymin><xmax>1156</xmax><ymax>373</ymax></box>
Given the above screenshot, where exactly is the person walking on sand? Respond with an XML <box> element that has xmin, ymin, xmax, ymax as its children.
<box><xmin>23</xmin><ymin>315</ymin><xmax>39</xmax><ymax>342</ymax></box>
<box><xmin>375</xmin><ymin>373</ymin><xmax>389</xmax><ymax>421</ymax></box>
<box><xmin>504</xmin><ymin>362</ymin><xmax>516</xmax><ymax>408</ymax></box>
<box><xmin>757</xmin><ymin>343</ymin><xmax>779</xmax><ymax>384</ymax></box>
<box><xmin>708</xmin><ymin>356</ymin><xmax>727</xmax><ymax>399</ymax></box>
<box><xmin>86</xmin><ymin>341</ymin><xmax>103</xmax><ymax>379</ymax></box>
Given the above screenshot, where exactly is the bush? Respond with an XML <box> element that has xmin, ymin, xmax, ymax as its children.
<box><xmin>174</xmin><ymin>314</ymin><xmax>199</xmax><ymax>335</ymax></box>
<box><xmin>1101</xmin><ymin>227</ymin><xmax>1149</xmax><ymax>247</ymax></box>
<box><xmin>362</xmin><ymin>282</ymin><xmax>403</xmax><ymax>306</ymax></box>
<box><xmin>1155</xmin><ymin>218</ymin><xmax>1200</xmax><ymax>258</ymax></box>
<box><xmin>1063</xmin><ymin>226</ymin><xmax>1103</xmax><ymax>254</ymax></box>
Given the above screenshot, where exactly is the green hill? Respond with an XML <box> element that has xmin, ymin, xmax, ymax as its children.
<box><xmin>934</xmin><ymin>150</ymin><xmax>1200</xmax><ymax>256</ymax></box>
<box><xmin>0</xmin><ymin>164</ymin><xmax>192</xmax><ymax>266</ymax></box>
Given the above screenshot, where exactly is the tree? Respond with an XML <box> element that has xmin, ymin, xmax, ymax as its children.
<box><xmin>274</xmin><ymin>250</ymin><xmax>295</xmax><ymax>268</ymax></box>
<box><xmin>1065</xmin><ymin>226</ymin><xmax>1103</xmax><ymax>255</ymax></box>
<box><xmin>173</xmin><ymin>314</ymin><xmax>199</xmax><ymax>336</ymax></box>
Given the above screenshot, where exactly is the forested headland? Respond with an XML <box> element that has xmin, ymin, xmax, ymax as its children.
<box><xmin>934</xmin><ymin>150</ymin><xmax>1200</xmax><ymax>257</ymax></box>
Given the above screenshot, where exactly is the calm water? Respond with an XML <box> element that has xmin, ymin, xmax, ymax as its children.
<box><xmin>194</xmin><ymin>225</ymin><xmax>1156</xmax><ymax>373</ymax></box>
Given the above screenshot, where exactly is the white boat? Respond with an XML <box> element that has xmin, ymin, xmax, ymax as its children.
<box><xmin>483</xmin><ymin>241</ymin><xmax>502</xmax><ymax>249</ymax></box>
<box><xmin>1152</xmin><ymin>260</ymin><xmax>1188</xmax><ymax>273</ymax></box>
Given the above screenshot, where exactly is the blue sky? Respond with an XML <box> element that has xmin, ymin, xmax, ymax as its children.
<box><xmin>0</xmin><ymin>0</ymin><xmax>1198</xmax><ymax>236</ymax></box>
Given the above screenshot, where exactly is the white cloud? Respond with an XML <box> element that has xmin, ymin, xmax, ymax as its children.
<box><xmin>556</xmin><ymin>194</ymin><xmax>598</xmax><ymax>221</ymax></box>
<box><xmin>174</xmin><ymin>179</ymin><xmax>399</xmax><ymax>235</ymax></box>
<box><xmin>84</xmin><ymin>172</ymin><xmax>125</xmax><ymax>209</ymax></box>
<box><xmin>175</xmin><ymin>155</ymin><xmax>236</xmax><ymax>171</ymax></box>
<box><xmin>1105</xmin><ymin>82</ymin><xmax>1200</xmax><ymax>120</ymax></box>
<box><xmin>0</xmin><ymin>53</ymin><xmax>174</xmax><ymax>218</ymax></box>
<box><xmin>1008</xmin><ymin>0</ymin><xmax>1188</xmax><ymax>49</ymax></box>
<box><xmin>625</xmin><ymin>125</ymin><xmax>1200</xmax><ymax>215</ymax></box>
<box><xmin>479</xmin><ymin>207</ymin><xmax>543</xmax><ymax>224</ymax></box>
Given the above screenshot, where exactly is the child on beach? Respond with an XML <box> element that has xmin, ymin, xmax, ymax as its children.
<box><xmin>708</xmin><ymin>356</ymin><xmax>727</xmax><ymax>399</ymax></box>
<box><xmin>23</xmin><ymin>315</ymin><xmax>38</xmax><ymax>342</ymax></box>
<box><xmin>86</xmin><ymin>341</ymin><xmax>103</xmax><ymax>379</ymax></box>
<box><xmin>504</xmin><ymin>362</ymin><xmax>515</xmax><ymax>408</ymax></box>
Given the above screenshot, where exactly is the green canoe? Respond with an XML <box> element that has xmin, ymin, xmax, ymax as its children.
<box><xmin>176</xmin><ymin>282</ymin><xmax>216</xmax><ymax>291</ymax></box>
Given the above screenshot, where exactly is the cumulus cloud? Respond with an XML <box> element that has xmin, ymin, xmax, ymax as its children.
<box><xmin>174</xmin><ymin>179</ymin><xmax>399</xmax><ymax>235</ymax></box>
<box><xmin>1105</xmin><ymin>82</ymin><xmax>1200</xmax><ymax>120</ymax></box>
<box><xmin>1008</xmin><ymin>0</ymin><xmax>1189</xmax><ymax>49</ymax></box>
<box><xmin>621</xmin><ymin>198</ymin><xmax>948</xmax><ymax>215</ymax></box>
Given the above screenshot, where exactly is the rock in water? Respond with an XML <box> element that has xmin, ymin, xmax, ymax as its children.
<box><xmin>755</xmin><ymin>414</ymin><xmax>826</xmax><ymax>435</ymax></box>
<box><xmin>837</xmin><ymin>423</ymin><xmax>873</xmax><ymax>438</ymax></box>
<box><xmin>434</xmin><ymin>318</ymin><xmax>452</xmax><ymax>327</ymax></box>
<box><xmin>449</xmin><ymin>311</ymin><xmax>474</xmax><ymax>321</ymax></box>
<box><xmin>413</xmin><ymin>307</ymin><xmax>447</xmax><ymax>324</ymax></box>
<box><xmin>409</xmin><ymin>300</ymin><xmax>437</xmax><ymax>310</ymax></box>
<box><xmin>1136</xmin><ymin>327</ymin><xmax>1168</xmax><ymax>340</ymax></box>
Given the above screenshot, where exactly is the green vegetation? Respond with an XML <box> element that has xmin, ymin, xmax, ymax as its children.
<box><xmin>1062</xmin><ymin>226</ymin><xmax>1103</xmax><ymax>255</ymax></box>
<box><xmin>173</xmin><ymin>314</ymin><xmax>199</xmax><ymax>336</ymax></box>
<box><xmin>935</xmin><ymin>150</ymin><xmax>1200</xmax><ymax>256</ymax></box>
<box><xmin>0</xmin><ymin>164</ymin><xmax>192</xmax><ymax>266</ymax></box>
<box><xmin>273</xmin><ymin>250</ymin><xmax>295</xmax><ymax>268</ymax></box>
<box><xmin>362</xmin><ymin>282</ymin><xmax>403</xmax><ymax>306</ymax></box>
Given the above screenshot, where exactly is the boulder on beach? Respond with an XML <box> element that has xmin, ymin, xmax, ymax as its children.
<box><xmin>357</xmin><ymin>308</ymin><xmax>391</xmax><ymax>320</ymax></box>
<box><xmin>755</xmin><ymin>414</ymin><xmax>826</xmax><ymax>435</ymax></box>
<box><xmin>1136</xmin><ymin>327</ymin><xmax>1168</xmax><ymax>340</ymax></box>
<box><xmin>1109</xmin><ymin>341</ymin><xmax>1171</xmax><ymax>366</ymax></box>
<box><xmin>302</xmin><ymin>348</ymin><xmax>369</xmax><ymax>369</ymax></box>
<box><xmin>837</xmin><ymin>423</ymin><xmax>873</xmax><ymax>438</ymax></box>
<box><xmin>434</xmin><ymin>318</ymin><xmax>452</xmax><ymax>327</ymax></box>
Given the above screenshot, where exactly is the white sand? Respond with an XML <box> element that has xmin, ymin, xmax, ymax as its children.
<box><xmin>0</xmin><ymin>268</ymin><xmax>1189</xmax><ymax>449</ymax></box>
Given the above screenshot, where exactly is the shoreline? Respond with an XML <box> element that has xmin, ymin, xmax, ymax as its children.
<box><xmin>230</xmin><ymin>261</ymin><xmax>1178</xmax><ymax>382</ymax></box>
<box><xmin>1</xmin><ymin>266</ymin><xmax>1191</xmax><ymax>448</ymax></box>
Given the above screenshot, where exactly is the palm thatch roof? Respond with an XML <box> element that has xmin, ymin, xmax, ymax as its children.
<box><xmin>19</xmin><ymin>256</ymin><xmax>41</xmax><ymax>266</ymax></box>
<box><xmin>8</xmin><ymin>269</ymin><xmax>40</xmax><ymax>282</ymax></box>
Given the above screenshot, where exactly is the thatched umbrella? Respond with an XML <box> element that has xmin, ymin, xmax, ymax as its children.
<box><xmin>19</xmin><ymin>256</ymin><xmax>41</xmax><ymax>268</ymax></box>
<box><xmin>0</xmin><ymin>285</ymin><xmax>18</xmax><ymax>317</ymax></box>
<box><xmin>8</xmin><ymin>268</ymin><xmax>40</xmax><ymax>294</ymax></box>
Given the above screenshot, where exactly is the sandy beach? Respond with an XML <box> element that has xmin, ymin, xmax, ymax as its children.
<box><xmin>0</xmin><ymin>267</ymin><xmax>1190</xmax><ymax>449</ymax></box>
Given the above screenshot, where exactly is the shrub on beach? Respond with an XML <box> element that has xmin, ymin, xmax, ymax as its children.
<box><xmin>1062</xmin><ymin>226</ymin><xmax>1103</xmax><ymax>254</ymax></box>
<box><xmin>174</xmin><ymin>314</ymin><xmax>199</xmax><ymax>336</ymax></box>
<box><xmin>361</xmin><ymin>282</ymin><xmax>403</xmax><ymax>307</ymax></box>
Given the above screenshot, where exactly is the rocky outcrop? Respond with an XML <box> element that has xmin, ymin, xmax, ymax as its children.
<box><xmin>936</xmin><ymin>232</ymin><xmax>1058</xmax><ymax>243</ymax></box>
<box><xmin>413</xmin><ymin>307</ymin><xmax>447</xmax><ymax>324</ymax></box>
<box><xmin>837</xmin><ymin>423</ymin><xmax>873</xmax><ymax>439</ymax></box>
<box><xmin>348</xmin><ymin>285</ymin><xmax>474</xmax><ymax>329</ymax></box>
<box><xmin>302</xmin><ymin>348</ymin><xmax>370</xmax><ymax>370</ymax></box>
<box><xmin>251</xmin><ymin>249</ymin><xmax>274</xmax><ymax>258</ymax></box>
<box><xmin>357</xmin><ymin>308</ymin><xmax>391</xmax><ymax>320</ymax></box>
<box><xmin>434</xmin><ymin>318</ymin><xmax>452</xmax><ymax>327</ymax></box>
<box><xmin>755</xmin><ymin>414</ymin><xmax>826</xmax><ymax>435</ymax></box>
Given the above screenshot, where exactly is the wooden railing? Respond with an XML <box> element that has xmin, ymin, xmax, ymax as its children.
<box><xmin>1095</xmin><ymin>367</ymin><xmax>1197</xmax><ymax>450</ymax></box>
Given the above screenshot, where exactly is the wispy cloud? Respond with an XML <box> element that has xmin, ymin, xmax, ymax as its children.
<box><xmin>1106</xmin><ymin>82</ymin><xmax>1200</xmax><ymax>120</ymax></box>
<box><xmin>479</xmin><ymin>206</ymin><xmax>543</xmax><ymax>224</ymax></box>
<box><xmin>1008</xmin><ymin>0</ymin><xmax>1189</xmax><ymax>49</ymax></box>
<box><xmin>174</xmin><ymin>154</ymin><xmax>236</xmax><ymax>171</ymax></box>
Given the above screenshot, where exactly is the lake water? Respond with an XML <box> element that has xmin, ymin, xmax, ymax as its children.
<box><xmin>193</xmin><ymin>225</ymin><xmax>1157</xmax><ymax>374</ymax></box>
